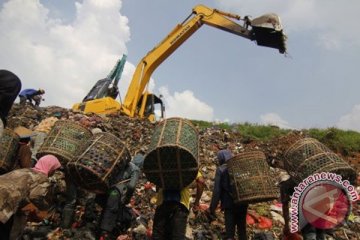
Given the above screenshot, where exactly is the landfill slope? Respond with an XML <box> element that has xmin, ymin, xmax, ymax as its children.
<box><xmin>6</xmin><ymin>104</ymin><xmax>360</xmax><ymax>240</ymax></box>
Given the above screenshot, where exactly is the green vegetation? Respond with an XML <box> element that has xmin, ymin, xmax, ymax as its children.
<box><xmin>236</xmin><ymin>122</ymin><xmax>290</xmax><ymax>141</ymax></box>
<box><xmin>191</xmin><ymin>120</ymin><xmax>290</xmax><ymax>141</ymax></box>
<box><xmin>191</xmin><ymin>120</ymin><xmax>215</xmax><ymax>129</ymax></box>
<box><xmin>191</xmin><ymin>119</ymin><xmax>360</xmax><ymax>155</ymax></box>
<box><xmin>307</xmin><ymin>127</ymin><xmax>360</xmax><ymax>155</ymax></box>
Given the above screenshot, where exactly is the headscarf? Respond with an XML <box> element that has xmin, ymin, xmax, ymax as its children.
<box><xmin>217</xmin><ymin>149</ymin><xmax>233</xmax><ymax>165</ymax></box>
<box><xmin>32</xmin><ymin>155</ymin><xmax>61</xmax><ymax>176</ymax></box>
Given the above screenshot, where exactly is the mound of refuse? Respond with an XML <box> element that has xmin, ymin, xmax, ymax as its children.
<box><xmin>5</xmin><ymin>104</ymin><xmax>359</xmax><ymax>240</ymax></box>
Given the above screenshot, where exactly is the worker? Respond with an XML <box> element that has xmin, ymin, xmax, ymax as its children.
<box><xmin>107</xmin><ymin>85</ymin><xmax>119</xmax><ymax>99</ymax></box>
<box><xmin>18</xmin><ymin>88</ymin><xmax>45</xmax><ymax>107</ymax></box>
<box><xmin>60</xmin><ymin>128</ymin><xmax>96</xmax><ymax>237</ymax></box>
<box><xmin>97</xmin><ymin>152</ymin><xmax>143</xmax><ymax>240</ymax></box>
<box><xmin>61</xmin><ymin>127</ymin><xmax>99</xmax><ymax>238</ymax></box>
<box><xmin>13</xmin><ymin>126</ymin><xmax>34</xmax><ymax>169</ymax></box>
<box><xmin>31</xmin><ymin>114</ymin><xmax>60</xmax><ymax>163</ymax></box>
<box><xmin>279</xmin><ymin>171</ymin><xmax>325</xmax><ymax>240</ymax></box>
<box><xmin>81</xmin><ymin>146</ymin><xmax>143</xmax><ymax>240</ymax></box>
<box><xmin>0</xmin><ymin>70</ymin><xmax>22</xmax><ymax>138</ymax></box>
<box><xmin>152</xmin><ymin>171</ymin><xmax>205</xmax><ymax>240</ymax></box>
<box><xmin>208</xmin><ymin>149</ymin><xmax>248</xmax><ymax>240</ymax></box>
<box><xmin>0</xmin><ymin>155</ymin><xmax>61</xmax><ymax>240</ymax></box>
<box><xmin>60</xmin><ymin>169</ymin><xmax>80</xmax><ymax>237</ymax></box>
<box><xmin>132</xmin><ymin>147</ymin><xmax>146</xmax><ymax>169</ymax></box>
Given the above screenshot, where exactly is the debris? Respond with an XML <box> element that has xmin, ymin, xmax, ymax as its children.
<box><xmin>3</xmin><ymin>103</ymin><xmax>359</xmax><ymax>240</ymax></box>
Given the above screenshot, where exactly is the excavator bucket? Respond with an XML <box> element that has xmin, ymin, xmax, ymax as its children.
<box><xmin>250</xmin><ymin>13</ymin><xmax>287</xmax><ymax>54</ymax></box>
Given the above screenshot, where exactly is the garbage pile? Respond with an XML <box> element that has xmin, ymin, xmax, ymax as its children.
<box><xmin>5</xmin><ymin>104</ymin><xmax>360</xmax><ymax>240</ymax></box>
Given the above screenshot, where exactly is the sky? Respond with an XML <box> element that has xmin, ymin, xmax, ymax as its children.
<box><xmin>0</xmin><ymin>0</ymin><xmax>360</xmax><ymax>131</ymax></box>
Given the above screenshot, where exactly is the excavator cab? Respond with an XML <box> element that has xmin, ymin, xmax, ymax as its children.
<box><xmin>72</xmin><ymin>54</ymin><xmax>127</xmax><ymax>114</ymax></box>
<box><xmin>82</xmin><ymin>78</ymin><xmax>113</xmax><ymax>102</ymax></box>
<box><xmin>138</xmin><ymin>93</ymin><xmax>164</xmax><ymax>122</ymax></box>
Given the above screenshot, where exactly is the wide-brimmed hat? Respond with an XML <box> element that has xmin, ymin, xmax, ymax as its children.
<box><xmin>91</xmin><ymin>128</ymin><xmax>103</xmax><ymax>134</ymax></box>
<box><xmin>278</xmin><ymin>171</ymin><xmax>291</xmax><ymax>183</ymax></box>
<box><xmin>13</xmin><ymin>126</ymin><xmax>36</xmax><ymax>138</ymax></box>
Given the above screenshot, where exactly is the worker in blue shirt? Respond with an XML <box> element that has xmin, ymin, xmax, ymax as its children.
<box><xmin>209</xmin><ymin>149</ymin><xmax>248</xmax><ymax>240</ymax></box>
<box><xmin>19</xmin><ymin>88</ymin><xmax>45</xmax><ymax>106</ymax></box>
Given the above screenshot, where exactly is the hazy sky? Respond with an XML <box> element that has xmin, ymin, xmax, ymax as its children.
<box><xmin>1</xmin><ymin>0</ymin><xmax>359</xmax><ymax>131</ymax></box>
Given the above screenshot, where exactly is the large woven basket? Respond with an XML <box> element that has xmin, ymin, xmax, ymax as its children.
<box><xmin>0</xmin><ymin>129</ymin><xmax>19</xmax><ymax>174</ymax></box>
<box><xmin>67</xmin><ymin>132</ymin><xmax>131</xmax><ymax>194</ymax></box>
<box><xmin>36</xmin><ymin>120</ymin><xmax>92</xmax><ymax>164</ymax></box>
<box><xmin>284</xmin><ymin>138</ymin><xmax>356</xmax><ymax>183</ymax></box>
<box><xmin>227</xmin><ymin>150</ymin><xmax>279</xmax><ymax>204</ymax></box>
<box><xmin>143</xmin><ymin>117</ymin><xmax>199</xmax><ymax>190</ymax></box>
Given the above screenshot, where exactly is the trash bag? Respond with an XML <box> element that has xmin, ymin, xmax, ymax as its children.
<box><xmin>258</xmin><ymin>216</ymin><xmax>273</xmax><ymax>229</ymax></box>
<box><xmin>253</xmin><ymin>231</ymin><xmax>274</xmax><ymax>240</ymax></box>
<box><xmin>115</xmin><ymin>206</ymin><xmax>136</xmax><ymax>232</ymax></box>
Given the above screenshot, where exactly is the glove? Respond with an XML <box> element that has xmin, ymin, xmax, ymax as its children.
<box><xmin>121</xmin><ymin>193</ymin><xmax>131</xmax><ymax>205</ymax></box>
<box><xmin>205</xmin><ymin>209</ymin><xmax>216</xmax><ymax>222</ymax></box>
<box><xmin>192</xmin><ymin>204</ymin><xmax>200</xmax><ymax>213</ymax></box>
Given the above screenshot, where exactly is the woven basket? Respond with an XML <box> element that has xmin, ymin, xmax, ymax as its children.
<box><xmin>144</xmin><ymin>117</ymin><xmax>199</xmax><ymax>190</ymax></box>
<box><xmin>284</xmin><ymin>138</ymin><xmax>356</xmax><ymax>183</ymax></box>
<box><xmin>0</xmin><ymin>129</ymin><xmax>20</xmax><ymax>174</ymax></box>
<box><xmin>227</xmin><ymin>150</ymin><xmax>279</xmax><ymax>204</ymax></box>
<box><xmin>36</xmin><ymin>120</ymin><xmax>92</xmax><ymax>164</ymax></box>
<box><xmin>67</xmin><ymin>132</ymin><xmax>131</xmax><ymax>194</ymax></box>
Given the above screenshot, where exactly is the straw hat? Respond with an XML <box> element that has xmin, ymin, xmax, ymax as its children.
<box><xmin>278</xmin><ymin>171</ymin><xmax>291</xmax><ymax>183</ymax></box>
<box><xmin>13</xmin><ymin>126</ymin><xmax>35</xmax><ymax>138</ymax></box>
<box><xmin>91</xmin><ymin>128</ymin><xmax>103</xmax><ymax>134</ymax></box>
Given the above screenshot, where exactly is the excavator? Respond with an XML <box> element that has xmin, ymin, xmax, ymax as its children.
<box><xmin>72</xmin><ymin>4</ymin><xmax>287</xmax><ymax>121</ymax></box>
<box><xmin>72</xmin><ymin>54</ymin><xmax>127</xmax><ymax>114</ymax></box>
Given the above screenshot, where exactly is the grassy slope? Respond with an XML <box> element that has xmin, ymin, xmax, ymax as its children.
<box><xmin>191</xmin><ymin>120</ymin><xmax>360</xmax><ymax>156</ymax></box>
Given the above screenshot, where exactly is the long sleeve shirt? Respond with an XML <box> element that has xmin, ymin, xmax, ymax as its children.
<box><xmin>0</xmin><ymin>169</ymin><xmax>54</xmax><ymax>223</ymax></box>
<box><xmin>19</xmin><ymin>89</ymin><xmax>38</xmax><ymax>97</ymax></box>
<box><xmin>113</xmin><ymin>162</ymin><xmax>140</xmax><ymax>203</ymax></box>
<box><xmin>209</xmin><ymin>164</ymin><xmax>234</xmax><ymax>213</ymax></box>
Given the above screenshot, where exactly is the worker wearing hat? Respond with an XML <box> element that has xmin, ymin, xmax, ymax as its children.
<box><xmin>31</xmin><ymin>115</ymin><xmax>61</xmax><ymax>163</ymax></box>
<box><xmin>18</xmin><ymin>88</ymin><xmax>45</xmax><ymax>107</ymax></box>
<box><xmin>13</xmin><ymin>126</ymin><xmax>36</xmax><ymax>170</ymax></box>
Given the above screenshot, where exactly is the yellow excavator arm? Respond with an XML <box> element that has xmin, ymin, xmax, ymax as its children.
<box><xmin>122</xmin><ymin>4</ymin><xmax>287</xmax><ymax>118</ymax></box>
<box><xmin>72</xmin><ymin>5</ymin><xmax>286</xmax><ymax>120</ymax></box>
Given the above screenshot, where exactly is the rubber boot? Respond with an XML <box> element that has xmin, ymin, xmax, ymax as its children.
<box><xmin>9</xmin><ymin>211</ymin><xmax>27</xmax><ymax>240</ymax></box>
<box><xmin>61</xmin><ymin>205</ymin><xmax>75</xmax><ymax>237</ymax></box>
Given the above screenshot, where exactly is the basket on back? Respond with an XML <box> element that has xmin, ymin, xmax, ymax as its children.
<box><xmin>143</xmin><ymin>118</ymin><xmax>199</xmax><ymax>190</ymax></box>
<box><xmin>227</xmin><ymin>150</ymin><xmax>279</xmax><ymax>204</ymax></box>
<box><xmin>284</xmin><ymin>138</ymin><xmax>356</xmax><ymax>183</ymax></box>
<box><xmin>67</xmin><ymin>132</ymin><xmax>131</xmax><ymax>194</ymax></box>
<box><xmin>0</xmin><ymin>129</ymin><xmax>19</xmax><ymax>174</ymax></box>
<box><xmin>36</xmin><ymin>120</ymin><xmax>92</xmax><ymax>164</ymax></box>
